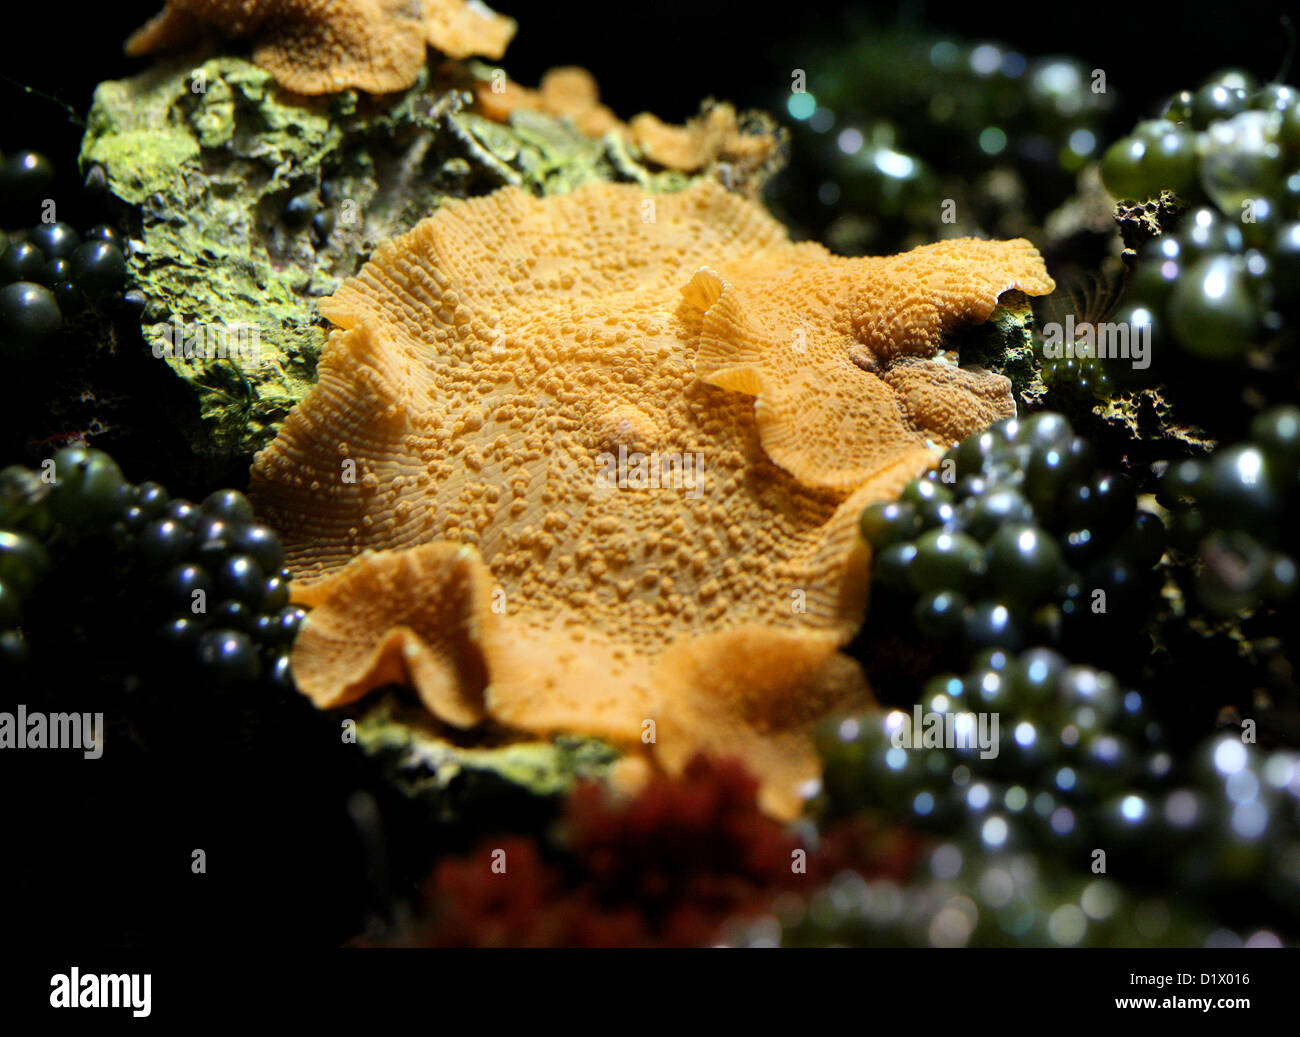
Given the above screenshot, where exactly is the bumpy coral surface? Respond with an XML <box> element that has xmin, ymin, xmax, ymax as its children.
<box><xmin>126</xmin><ymin>0</ymin><xmax>516</xmax><ymax>94</ymax></box>
<box><xmin>250</xmin><ymin>179</ymin><xmax>1053</xmax><ymax>817</ymax></box>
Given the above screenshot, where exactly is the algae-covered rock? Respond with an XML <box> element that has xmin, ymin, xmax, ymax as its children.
<box><xmin>353</xmin><ymin>695</ymin><xmax>621</xmax><ymax>823</ymax></box>
<box><xmin>949</xmin><ymin>292</ymin><xmax>1043</xmax><ymax>405</ymax></box>
<box><xmin>80</xmin><ymin>55</ymin><xmax>700</xmax><ymax>461</ymax></box>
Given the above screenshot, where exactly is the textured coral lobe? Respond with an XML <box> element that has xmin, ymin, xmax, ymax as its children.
<box><xmin>126</xmin><ymin>0</ymin><xmax>516</xmax><ymax>94</ymax></box>
<box><xmin>250</xmin><ymin>180</ymin><xmax>1053</xmax><ymax>817</ymax></box>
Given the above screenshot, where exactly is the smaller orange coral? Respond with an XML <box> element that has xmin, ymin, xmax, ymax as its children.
<box><xmin>424</xmin><ymin>0</ymin><xmax>516</xmax><ymax>59</ymax></box>
<box><xmin>628</xmin><ymin>104</ymin><xmax>779</xmax><ymax>174</ymax></box>
<box><xmin>475</xmin><ymin>66</ymin><xmax>622</xmax><ymax>137</ymax></box>
<box><xmin>474</xmin><ymin>66</ymin><xmax>783</xmax><ymax>175</ymax></box>
<box><xmin>126</xmin><ymin>0</ymin><xmax>516</xmax><ymax>94</ymax></box>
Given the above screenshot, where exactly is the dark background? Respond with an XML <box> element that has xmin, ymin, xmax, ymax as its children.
<box><xmin>5</xmin><ymin>0</ymin><xmax>1299</xmax><ymax>216</ymax></box>
<box><xmin>2</xmin><ymin>0</ymin><xmax>1298</xmax><ymax>951</ymax></box>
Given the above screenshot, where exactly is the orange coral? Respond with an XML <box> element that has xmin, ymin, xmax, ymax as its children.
<box><xmin>628</xmin><ymin>105</ymin><xmax>777</xmax><ymax>174</ymax></box>
<box><xmin>473</xmin><ymin>67</ymin><xmax>782</xmax><ymax>175</ymax></box>
<box><xmin>126</xmin><ymin>0</ymin><xmax>516</xmax><ymax>94</ymax></box>
<box><xmin>424</xmin><ymin>0</ymin><xmax>515</xmax><ymax>60</ymax></box>
<box><xmin>475</xmin><ymin>66</ymin><xmax>622</xmax><ymax>137</ymax></box>
<box><xmin>250</xmin><ymin>180</ymin><xmax>1053</xmax><ymax>818</ymax></box>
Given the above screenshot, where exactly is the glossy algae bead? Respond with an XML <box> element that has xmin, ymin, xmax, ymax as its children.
<box><xmin>1168</xmin><ymin>255</ymin><xmax>1256</xmax><ymax>359</ymax></box>
<box><xmin>909</xmin><ymin>529</ymin><xmax>985</xmax><ymax>595</ymax></box>
<box><xmin>985</xmin><ymin>524</ymin><xmax>1064</xmax><ymax>603</ymax></box>
<box><xmin>859</xmin><ymin>500</ymin><xmax>921</xmax><ymax>549</ymax></box>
